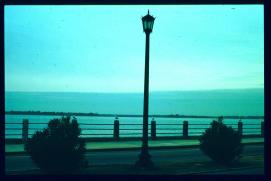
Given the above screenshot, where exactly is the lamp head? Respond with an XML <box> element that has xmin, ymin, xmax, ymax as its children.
<box><xmin>142</xmin><ymin>10</ymin><xmax>155</xmax><ymax>34</ymax></box>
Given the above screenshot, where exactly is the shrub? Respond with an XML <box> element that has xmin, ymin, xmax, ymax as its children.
<box><xmin>199</xmin><ymin>120</ymin><xmax>243</xmax><ymax>165</ymax></box>
<box><xmin>25</xmin><ymin>116</ymin><xmax>87</xmax><ymax>174</ymax></box>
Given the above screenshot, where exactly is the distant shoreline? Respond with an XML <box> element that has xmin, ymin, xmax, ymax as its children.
<box><xmin>5</xmin><ymin>111</ymin><xmax>264</xmax><ymax>119</ymax></box>
<box><xmin>5</xmin><ymin>88</ymin><xmax>264</xmax><ymax>94</ymax></box>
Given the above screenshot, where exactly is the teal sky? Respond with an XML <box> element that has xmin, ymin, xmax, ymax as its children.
<box><xmin>5</xmin><ymin>5</ymin><xmax>264</xmax><ymax>93</ymax></box>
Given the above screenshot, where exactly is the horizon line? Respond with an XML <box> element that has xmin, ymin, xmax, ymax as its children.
<box><xmin>5</xmin><ymin>87</ymin><xmax>264</xmax><ymax>94</ymax></box>
<box><xmin>5</xmin><ymin>110</ymin><xmax>264</xmax><ymax>118</ymax></box>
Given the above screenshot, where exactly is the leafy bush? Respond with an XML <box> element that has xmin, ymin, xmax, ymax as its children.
<box><xmin>25</xmin><ymin>116</ymin><xmax>87</xmax><ymax>174</ymax></box>
<box><xmin>199</xmin><ymin>120</ymin><xmax>243</xmax><ymax>165</ymax></box>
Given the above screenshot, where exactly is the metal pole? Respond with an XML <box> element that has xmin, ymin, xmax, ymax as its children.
<box><xmin>143</xmin><ymin>32</ymin><xmax>150</xmax><ymax>152</ymax></box>
<box><xmin>22</xmin><ymin>119</ymin><xmax>29</xmax><ymax>150</ymax></box>
<box><xmin>238</xmin><ymin>120</ymin><xmax>243</xmax><ymax>136</ymax></box>
<box><xmin>261</xmin><ymin>121</ymin><xmax>264</xmax><ymax>137</ymax></box>
<box><xmin>151</xmin><ymin>118</ymin><xmax>156</xmax><ymax>140</ymax></box>
<box><xmin>183</xmin><ymin>121</ymin><xmax>189</xmax><ymax>138</ymax></box>
<box><xmin>114</xmin><ymin>117</ymin><xmax>119</xmax><ymax>141</ymax></box>
<box><xmin>136</xmin><ymin>32</ymin><xmax>153</xmax><ymax>167</ymax></box>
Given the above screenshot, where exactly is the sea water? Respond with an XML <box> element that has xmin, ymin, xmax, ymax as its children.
<box><xmin>5</xmin><ymin>89</ymin><xmax>264</xmax><ymax>138</ymax></box>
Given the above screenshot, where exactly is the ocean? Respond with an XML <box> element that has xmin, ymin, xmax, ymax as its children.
<box><xmin>5</xmin><ymin>89</ymin><xmax>264</xmax><ymax>138</ymax></box>
<box><xmin>5</xmin><ymin>89</ymin><xmax>264</xmax><ymax>115</ymax></box>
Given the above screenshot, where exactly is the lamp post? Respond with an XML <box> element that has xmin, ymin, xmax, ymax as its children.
<box><xmin>135</xmin><ymin>10</ymin><xmax>155</xmax><ymax>168</ymax></box>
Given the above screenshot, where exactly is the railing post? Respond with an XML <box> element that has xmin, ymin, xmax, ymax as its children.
<box><xmin>261</xmin><ymin>121</ymin><xmax>264</xmax><ymax>137</ymax></box>
<box><xmin>183</xmin><ymin>121</ymin><xmax>188</xmax><ymax>138</ymax></box>
<box><xmin>151</xmin><ymin>118</ymin><xmax>156</xmax><ymax>140</ymax></box>
<box><xmin>238</xmin><ymin>120</ymin><xmax>243</xmax><ymax>136</ymax></box>
<box><xmin>22</xmin><ymin>119</ymin><xmax>29</xmax><ymax>145</ymax></box>
<box><xmin>114</xmin><ymin>117</ymin><xmax>119</xmax><ymax>141</ymax></box>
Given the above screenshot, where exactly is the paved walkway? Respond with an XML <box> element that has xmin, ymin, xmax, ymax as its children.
<box><xmin>5</xmin><ymin>137</ymin><xmax>264</xmax><ymax>154</ymax></box>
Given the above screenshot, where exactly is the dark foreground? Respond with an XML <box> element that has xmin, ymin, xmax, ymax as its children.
<box><xmin>6</xmin><ymin>144</ymin><xmax>264</xmax><ymax>175</ymax></box>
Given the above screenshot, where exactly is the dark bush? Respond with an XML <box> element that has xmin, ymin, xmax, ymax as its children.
<box><xmin>25</xmin><ymin>116</ymin><xmax>87</xmax><ymax>174</ymax></box>
<box><xmin>199</xmin><ymin>120</ymin><xmax>243</xmax><ymax>165</ymax></box>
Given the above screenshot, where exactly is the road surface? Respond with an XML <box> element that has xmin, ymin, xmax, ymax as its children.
<box><xmin>199</xmin><ymin>167</ymin><xmax>264</xmax><ymax>175</ymax></box>
<box><xmin>5</xmin><ymin>144</ymin><xmax>264</xmax><ymax>173</ymax></box>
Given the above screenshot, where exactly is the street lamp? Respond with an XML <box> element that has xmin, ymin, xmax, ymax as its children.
<box><xmin>135</xmin><ymin>10</ymin><xmax>155</xmax><ymax>168</ymax></box>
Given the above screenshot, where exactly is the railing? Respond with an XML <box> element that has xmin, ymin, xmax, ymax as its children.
<box><xmin>5</xmin><ymin>117</ymin><xmax>264</xmax><ymax>143</ymax></box>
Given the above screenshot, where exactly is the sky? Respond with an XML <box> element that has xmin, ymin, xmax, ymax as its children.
<box><xmin>5</xmin><ymin>5</ymin><xmax>264</xmax><ymax>93</ymax></box>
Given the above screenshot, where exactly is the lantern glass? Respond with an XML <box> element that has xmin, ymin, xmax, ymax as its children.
<box><xmin>142</xmin><ymin>11</ymin><xmax>155</xmax><ymax>33</ymax></box>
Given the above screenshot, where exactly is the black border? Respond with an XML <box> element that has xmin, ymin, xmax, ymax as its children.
<box><xmin>1</xmin><ymin>0</ymin><xmax>270</xmax><ymax>179</ymax></box>
<box><xmin>264</xmin><ymin>0</ymin><xmax>270</xmax><ymax>178</ymax></box>
<box><xmin>3</xmin><ymin>0</ymin><xmax>265</xmax><ymax>5</ymax></box>
<box><xmin>1</xmin><ymin>0</ymin><xmax>4</xmax><ymax>178</ymax></box>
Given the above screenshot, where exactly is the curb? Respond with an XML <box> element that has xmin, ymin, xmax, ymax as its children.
<box><xmin>6</xmin><ymin>166</ymin><xmax>264</xmax><ymax>175</ymax></box>
<box><xmin>6</xmin><ymin>168</ymin><xmax>41</xmax><ymax>175</ymax></box>
<box><xmin>88</xmin><ymin>141</ymin><xmax>263</xmax><ymax>153</ymax></box>
<box><xmin>186</xmin><ymin>166</ymin><xmax>264</xmax><ymax>175</ymax></box>
<box><xmin>5</xmin><ymin>141</ymin><xmax>264</xmax><ymax>156</ymax></box>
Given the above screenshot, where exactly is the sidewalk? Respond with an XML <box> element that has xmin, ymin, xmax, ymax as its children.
<box><xmin>5</xmin><ymin>137</ymin><xmax>264</xmax><ymax>155</ymax></box>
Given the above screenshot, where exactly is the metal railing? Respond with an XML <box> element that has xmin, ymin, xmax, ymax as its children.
<box><xmin>5</xmin><ymin>117</ymin><xmax>264</xmax><ymax>143</ymax></box>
